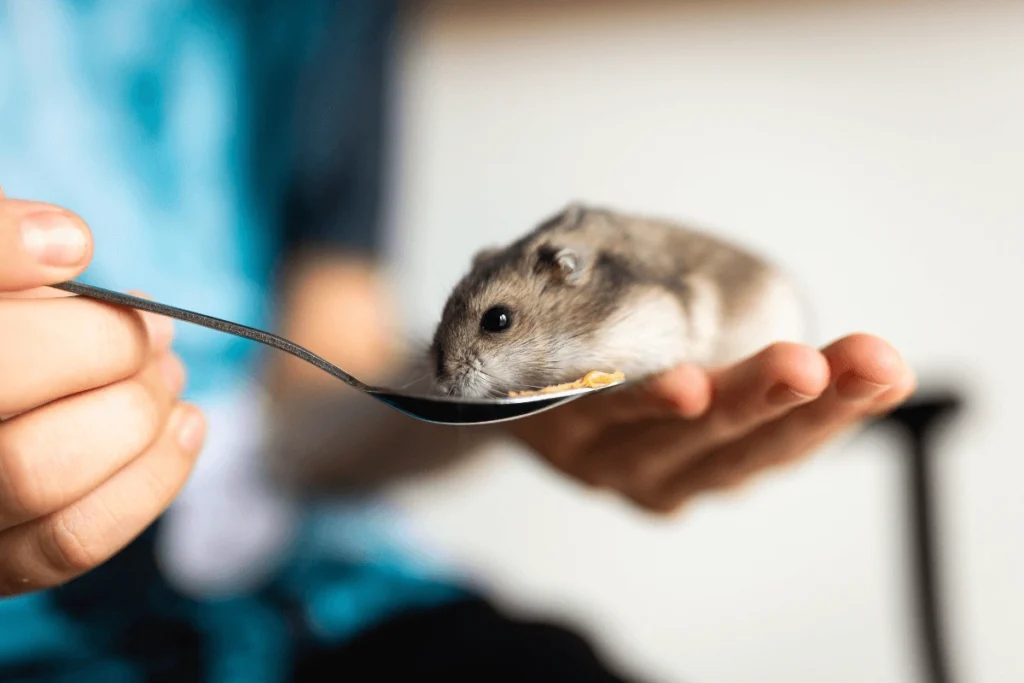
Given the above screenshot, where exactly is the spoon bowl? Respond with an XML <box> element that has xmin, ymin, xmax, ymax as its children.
<box><xmin>52</xmin><ymin>281</ymin><xmax>625</xmax><ymax>425</ymax></box>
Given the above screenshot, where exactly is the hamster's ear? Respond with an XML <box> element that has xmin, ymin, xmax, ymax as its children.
<box><xmin>550</xmin><ymin>246</ymin><xmax>591</xmax><ymax>285</ymax></box>
<box><xmin>535</xmin><ymin>202</ymin><xmax>587</xmax><ymax>234</ymax></box>
<box><xmin>471</xmin><ymin>246</ymin><xmax>501</xmax><ymax>269</ymax></box>
<box><xmin>560</xmin><ymin>202</ymin><xmax>586</xmax><ymax>226</ymax></box>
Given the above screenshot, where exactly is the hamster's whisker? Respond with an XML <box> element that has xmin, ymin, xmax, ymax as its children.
<box><xmin>476</xmin><ymin>368</ymin><xmax>543</xmax><ymax>392</ymax></box>
<box><xmin>395</xmin><ymin>371</ymin><xmax>432</xmax><ymax>390</ymax></box>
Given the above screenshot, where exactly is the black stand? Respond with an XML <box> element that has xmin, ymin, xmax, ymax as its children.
<box><xmin>869</xmin><ymin>391</ymin><xmax>964</xmax><ymax>683</ymax></box>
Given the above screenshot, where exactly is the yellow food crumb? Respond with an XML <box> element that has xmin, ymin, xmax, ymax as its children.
<box><xmin>508</xmin><ymin>370</ymin><xmax>625</xmax><ymax>397</ymax></box>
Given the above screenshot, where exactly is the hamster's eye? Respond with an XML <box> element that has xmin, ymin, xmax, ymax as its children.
<box><xmin>480</xmin><ymin>306</ymin><xmax>513</xmax><ymax>333</ymax></box>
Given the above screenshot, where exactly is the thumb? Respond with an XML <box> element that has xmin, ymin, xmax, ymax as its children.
<box><xmin>0</xmin><ymin>192</ymin><xmax>93</xmax><ymax>292</ymax></box>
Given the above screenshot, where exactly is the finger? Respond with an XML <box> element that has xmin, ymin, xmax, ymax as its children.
<box><xmin>0</xmin><ymin>196</ymin><xmax>93</xmax><ymax>291</ymax></box>
<box><xmin>653</xmin><ymin>333</ymin><xmax>913</xmax><ymax>511</ymax></box>
<box><xmin>505</xmin><ymin>364</ymin><xmax>709</xmax><ymax>470</ymax></box>
<box><xmin>867</xmin><ymin>370</ymin><xmax>918</xmax><ymax>416</ymax></box>
<box><xmin>508</xmin><ymin>363</ymin><xmax>714</xmax><ymax>475</ymax></box>
<box><xmin>0</xmin><ymin>402</ymin><xmax>206</xmax><ymax>596</ymax></box>
<box><xmin>0</xmin><ymin>352</ymin><xmax>185</xmax><ymax>530</ymax></box>
<box><xmin>585</xmin><ymin>343</ymin><xmax>828</xmax><ymax>491</ymax></box>
<box><xmin>0</xmin><ymin>286</ymin><xmax>77</xmax><ymax>300</ymax></box>
<box><xmin>692</xmin><ymin>342</ymin><xmax>830</xmax><ymax>445</ymax></box>
<box><xmin>592</xmin><ymin>363</ymin><xmax>713</xmax><ymax>423</ymax></box>
<box><xmin>0</xmin><ymin>292</ymin><xmax>175</xmax><ymax>415</ymax></box>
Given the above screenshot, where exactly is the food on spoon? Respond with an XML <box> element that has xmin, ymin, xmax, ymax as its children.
<box><xmin>508</xmin><ymin>370</ymin><xmax>625</xmax><ymax>397</ymax></box>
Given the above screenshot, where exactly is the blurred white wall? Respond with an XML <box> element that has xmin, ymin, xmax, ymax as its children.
<box><xmin>380</xmin><ymin>1</ymin><xmax>1024</xmax><ymax>682</ymax></box>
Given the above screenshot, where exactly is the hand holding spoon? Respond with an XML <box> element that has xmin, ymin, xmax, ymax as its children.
<box><xmin>52</xmin><ymin>281</ymin><xmax>624</xmax><ymax>426</ymax></box>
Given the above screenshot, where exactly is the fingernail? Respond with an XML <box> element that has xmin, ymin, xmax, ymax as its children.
<box><xmin>767</xmin><ymin>383</ymin><xmax>814</xmax><ymax>406</ymax></box>
<box><xmin>159</xmin><ymin>354</ymin><xmax>186</xmax><ymax>394</ymax></box>
<box><xmin>835</xmin><ymin>372</ymin><xmax>890</xmax><ymax>401</ymax></box>
<box><xmin>176</xmin><ymin>407</ymin><xmax>206</xmax><ymax>453</ymax></box>
<box><xmin>20</xmin><ymin>212</ymin><xmax>88</xmax><ymax>267</ymax></box>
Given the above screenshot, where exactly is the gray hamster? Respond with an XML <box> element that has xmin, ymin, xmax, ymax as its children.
<box><xmin>429</xmin><ymin>203</ymin><xmax>806</xmax><ymax>398</ymax></box>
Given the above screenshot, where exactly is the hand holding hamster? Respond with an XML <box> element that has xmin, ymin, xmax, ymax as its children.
<box><xmin>432</xmin><ymin>204</ymin><xmax>916</xmax><ymax>512</ymax></box>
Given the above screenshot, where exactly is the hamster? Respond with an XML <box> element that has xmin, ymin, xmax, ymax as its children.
<box><xmin>429</xmin><ymin>203</ymin><xmax>807</xmax><ymax>398</ymax></box>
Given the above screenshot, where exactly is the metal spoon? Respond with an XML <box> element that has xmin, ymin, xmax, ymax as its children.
<box><xmin>51</xmin><ymin>281</ymin><xmax>624</xmax><ymax>426</ymax></box>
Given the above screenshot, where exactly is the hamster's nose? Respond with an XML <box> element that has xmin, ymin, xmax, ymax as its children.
<box><xmin>433</xmin><ymin>375</ymin><xmax>455</xmax><ymax>396</ymax></box>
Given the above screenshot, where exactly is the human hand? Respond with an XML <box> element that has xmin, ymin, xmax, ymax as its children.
<box><xmin>0</xmin><ymin>190</ymin><xmax>206</xmax><ymax>597</ymax></box>
<box><xmin>508</xmin><ymin>335</ymin><xmax>916</xmax><ymax>513</ymax></box>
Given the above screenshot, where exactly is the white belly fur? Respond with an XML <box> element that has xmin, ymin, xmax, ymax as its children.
<box><xmin>593</xmin><ymin>273</ymin><xmax>807</xmax><ymax>378</ymax></box>
<box><xmin>706</xmin><ymin>270</ymin><xmax>808</xmax><ymax>366</ymax></box>
<box><xmin>592</xmin><ymin>288</ymin><xmax>693</xmax><ymax>377</ymax></box>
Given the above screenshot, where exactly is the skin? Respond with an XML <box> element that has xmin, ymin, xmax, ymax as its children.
<box><xmin>506</xmin><ymin>337</ymin><xmax>916</xmax><ymax>513</ymax></box>
<box><xmin>0</xmin><ymin>191</ymin><xmax>916</xmax><ymax>597</ymax></box>
<box><xmin>0</xmin><ymin>189</ymin><xmax>206</xmax><ymax>597</ymax></box>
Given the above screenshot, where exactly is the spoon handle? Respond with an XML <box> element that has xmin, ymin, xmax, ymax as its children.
<box><xmin>51</xmin><ymin>281</ymin><xmax>371</xmax><ymax>391</ymax></box>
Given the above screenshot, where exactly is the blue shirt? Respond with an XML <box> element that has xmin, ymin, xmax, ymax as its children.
<box><xmin>0</xmin><ymin>2</ymin><xmax>463</xmax><ymax>680</ymax></box>
<box><xmin>1</xmin><ymin>0</ymin><xmax>383</xmax><ymax>396</ymax></box>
